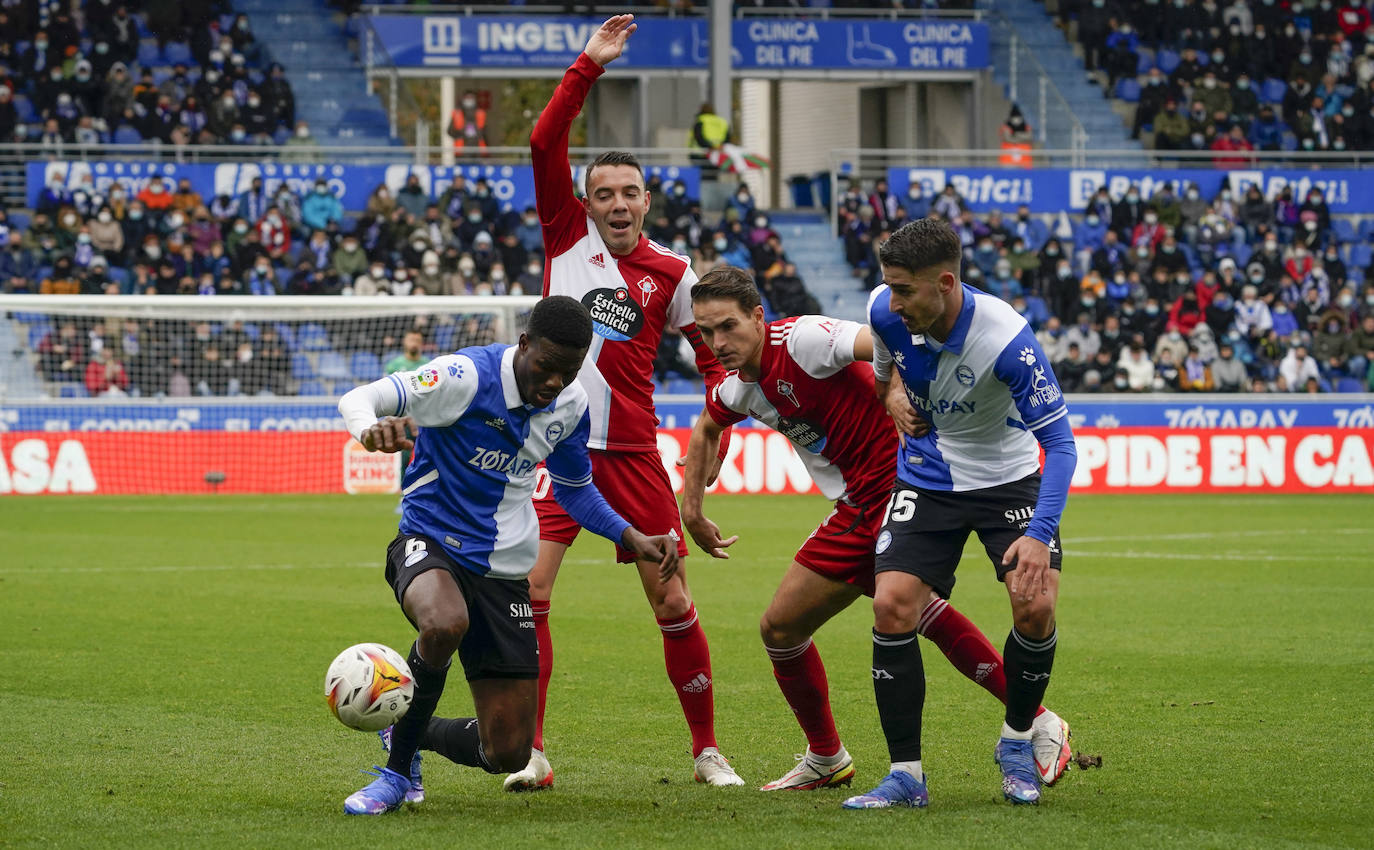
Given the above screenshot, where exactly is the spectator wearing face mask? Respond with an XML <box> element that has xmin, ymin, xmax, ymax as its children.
<box><xmin>302</xmin><ymin>180</ymin><xmax>343</xmax><ymax>234</ymax></box>
<box><xmin>256</xmin><ymin>205</ymin><xmax>290</xmax><ymax>261</ymax></box>
<box><xmin>447</xmin><ymin>89</ymin><xmax>489</xmax><ymax>152</ymax></box>
<box><xmin>1279</xmin><ymin>345</ymin><xmax>1322</xmax><ymax>391</ymax></box>
<box><xmin>352</xmin><ymin>261</ymin><xmax>390</xmax><ymax>297</ymax></box>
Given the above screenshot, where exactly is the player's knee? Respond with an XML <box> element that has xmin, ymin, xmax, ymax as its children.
<box><xmin>759</xmin><ymin>610</ymin><xmax>802</xmax><ymax>648</ymax></box>
<box><xmin>872</xmin><ymin>592</ymin><xmax>919</xmax><ymax>633</ymax></box>
<box><xmin>1012</xmin><ymin>600</ymin><xmax>1056</xmax><ymax>639</ymax></box>
<box><xmin>416</xmin><ymin>616</ymin><xmax>467</xmax><ymax>659</ymax></box>
<box><xmin>650</xmin><ymin>588</ymin><xmax>692</xmax><ymax>621</ymax></box>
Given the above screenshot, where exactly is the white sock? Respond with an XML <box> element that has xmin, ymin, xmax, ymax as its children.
<box><xmin>808</xmin><ymin>746</ymin><xmax>847</xmax><ymax>766</ymax></box>
<box><xmin>1001</xmin><ymin>722</ymin><xmax>1033</xmax><ymax>741</ymax></box>
<box><xmin>890</xmin><ymin>759</ymin><xmax>922</xmax><ymax>779</ymax></box>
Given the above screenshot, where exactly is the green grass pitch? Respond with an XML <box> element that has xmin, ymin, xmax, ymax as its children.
<box><xmin>0</xmin><ymin>493</ymin><xmax>1368</xmax><ymax>848</ymax></box>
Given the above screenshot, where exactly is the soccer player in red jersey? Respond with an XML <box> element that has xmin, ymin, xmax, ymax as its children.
<box><xmin>680</xmin><ymin>267</ymin><xmax>1072</xmax><ymax>792</ymax></box>
<box><xmin>509</xmin><ymin>15</ymin><xmax>742</xmax><ymax>789</ymax></box>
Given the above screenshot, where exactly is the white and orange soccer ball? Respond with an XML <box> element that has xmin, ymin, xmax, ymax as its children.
<box><xmin>324</xmin><ymin>643</ymin><xmax>414</xmax><ymax>732</ymax></box>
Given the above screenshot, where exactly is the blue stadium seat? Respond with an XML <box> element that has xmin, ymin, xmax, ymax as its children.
<box><xmin>1336</xmin><ymin>377</ymin><xmax>1365</xmax><ymax>393</ymax></box>
<box><xmin>12</xmin><ymin>94</ymin><xmax>36</xmax><ymax>123</ymax></box>
<box><xmin>137</xmin><ymin>40</ymin><xmax>162</xmax><ymax>66</ymax></box>
<box><xmin>664</xmin><ymin>378</ymin><xmax>701</xmax><ymax>395</ymax></box>
<box><xmin>1281</xmin><ymin>131</ymin><xmax>1299</xmax><ymax>151</ymax></box>
<box><xmin>1348</xmin><ymin>267</ymin><xmax>1365</xmax><ymax>288</ymax></box>
<box><xmin>1115</xmin><ymin>78</ymin><xmax>1141</xmax><ymax>103</ymax></box>
<box><xmin>1349</xmin><ymin>243</ymin><xmax>1372</xmax><ymax>268</ymax></box>
<box><xmin>9</xmin><ymin>212</ymin><xmax>29</xmax><ymax>231</ymax></box>
<box><xmin>164</xmin><ymin>41</ymin><xmax>192</xmax><ymax>65</ymax></box>
<box><xmin>1136</xmin><ymin>49</ymin><xmax>1155</xmax><ymax>74</ymax></box>
<box><xmin>57</xmin><ymin>383</ymin><xmax>88</xmax><ymax>399</ymax></box>
<box><xmin>290</xmin><ymin>352</ymin><xmax>313</xmax><ymax>379</ymax></box>
<box><xmin>1359</xmin><ymin>218</ymin><xmax>1374</xmax><ymax>242</ymax></box>
<box><xmin>297</xmin><ymin>323</ymin><xmax>330</xmax><ymax>351</ymax></box>
<box><xmin>240</xmin><ymin>323</ymin><xmax>261</xmax><ymax>341</ymax></box>
<box><xmin>317</xmin><ymin>351</ymin><xmax>349</xmax><ymax>379</ymax></box>
<box><xmin>113</xmin><ymin>125</ymin><xmax>143</xmax><ymax>144</ymax></box>
<box><xmin>28</xmin><ymin>323</ymin><xmax>52</xmax><ymax>348</ymax></box>
<box><xmin>273</xmin><ymin>323</ymin><xmax>297</xmax><ymax>351</ymax></box>
<box><xmin>350</xmin><ymin>351</ymin><xmax>383</xmax><ymax>381</ymax></box>
<box><xmin>332</xmin><ymin>380</ymin><xmax>357</xmax><ymax>396</ymax></box>
<box><xmin>12</xmin><ymin>311</ymin><xmax>46</xmax><ymax>323</ymax></box>
<box><xmin>433</xmin><ymin>323</ymin><xmax>457</xmax><ymax>352</ymax></box>
<box><xmin>1332</xmin><ymin>219</ymin><xmax>1357</xmax><ymax>244</ymax></box>
<box><xmin>1232</xmin><ymin>243</ymin><xmax>1251</xmax><ymax>266</ymax></box>
<box><xmin>297</xmin><ymin>380</ymin><xmax>328</xmax><ymax>396</ymax></box>
<box><xmin>1262</xmin><ymin>78</ymin><xmax>1288</xmax><ymax>104</ymax></box>
<box><xmin>1156</xmin><ymin>49</ymin><xmax>1180</xmax><ymax>74</ymax></box>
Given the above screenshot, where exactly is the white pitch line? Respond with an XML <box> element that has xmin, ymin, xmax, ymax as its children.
<box><xmin>0</xmin><ymin>561</ymin><xmax>376</xmax><ymax>576</ymax></box>
<box><xmin>1062</xmin><ymin>528</ymin><xmax>1370</xmax><ymax>545</ymax></box>
<box><xmin>1068</xmin><ymin>550</ymin><xmax>1359</xmax><ymax>563</ymax></box>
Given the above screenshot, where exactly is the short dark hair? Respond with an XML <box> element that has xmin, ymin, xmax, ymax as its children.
<box><xmin>585</xmin><ymin>150</ymin><xmax>644</xmax><ymax>194</ymax></box>
<box><xmin>691</xmin><ymin>266</ymin><xmax>761</xmax><ymax>313</ymax></box>
<box><xmin>878</xmin><ymin>218</ymin><xmax>962</xmax><ymax>276</ymax></box>
<box><xmin>528</xmin><ymin>295</ymin><xmax>592</xmax><ymax>349</ymax></box>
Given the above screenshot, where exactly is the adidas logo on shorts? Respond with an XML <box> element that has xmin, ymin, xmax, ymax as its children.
<box><xmin>680</xmin><ymin>673</ymin><xmax>711</xmax><ymax>693</ymax></box>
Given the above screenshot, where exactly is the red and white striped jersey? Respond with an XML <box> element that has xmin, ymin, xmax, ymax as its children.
<box><xmin>532</xmin><ymin>54</ymin><xmax>721</xmax><ymax>452</ymax></box>
<box><xmin>704</xmin><ymin>316</ymin><xmax>898</xmax><ymax>506</ymax></box>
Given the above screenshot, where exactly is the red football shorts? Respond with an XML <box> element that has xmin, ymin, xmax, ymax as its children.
<box><xmin>794</xmin><ymin>498</ymin><xmax>882</xmax><ymax>597</ymax></box>
<box><xmin>535</xmin><ymin>449</ymin><xmax>689</xmax><ymax>563</ymax></box>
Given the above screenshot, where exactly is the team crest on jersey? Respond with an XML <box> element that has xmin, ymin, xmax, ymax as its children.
<box><xmin>545</xmin><ymin>421</ymin><xmax>565</xmax><ymax>443</ymax></box>
<box><xmin>775</xmin><ymin>379</ymin><xmax>800</xmax><ymax>408</ymax></box>
<box><xmin>956</xmin><ymin>364</ymin><xmax>976</xmax><ymax>388</ymax></box>
<box><xmin>411</xmin><ymin>369</ymin><xmax>441</xmax><ymax>393</ymax></box>
<box><xmin>875</xmin><ymin>530</ymin><xmax>892</xmax><ymax>554</ymax></box>
<box><xmin>582</xmin><ymin>287</ymin><xmax>645</xmax><ymax>342</ymax></box>
<box><xmin>635</xmin><ymin>275</ymin><xmax>658</xmax><ymax>304</ymax></box>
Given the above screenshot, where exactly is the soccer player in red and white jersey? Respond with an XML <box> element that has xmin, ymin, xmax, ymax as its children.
<box><xmin>508</xmin><ymin>15</ymin><xmax>742</xmax><ymax>789</ymax></box>
<box><xmin>680</xmin><ymin>267</ymin><xmax>1072</xmax><ymax>791</ymax></box>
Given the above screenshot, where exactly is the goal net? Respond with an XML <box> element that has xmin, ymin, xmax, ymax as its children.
<box><xmin>0</xmin><ymin>295</ymin><xmax>536</xmax><ymax>495</ymax></box>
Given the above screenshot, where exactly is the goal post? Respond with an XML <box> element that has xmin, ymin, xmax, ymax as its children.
<box><xmin>0</xmin><ymin>295</ymin><xmax>537</xmax><ymax>495</ymax></box>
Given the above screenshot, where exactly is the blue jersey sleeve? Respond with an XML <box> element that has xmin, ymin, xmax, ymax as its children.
<box><xmin>546</xmin><ymin>410</ymin><xmax>632</xmax><ymax>544</ymax></box>
<box><xmin>993</xmin><ymin>328</ymin><xmax>1076</xmax><ymax>545</ymax></box>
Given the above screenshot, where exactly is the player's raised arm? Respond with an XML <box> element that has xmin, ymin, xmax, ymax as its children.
<box><xmin>680</xmin><ymin>407</ymin><xmax>739</xmax><ymax>560</ymax></box>
<box><xmin>529</xmin><ymin>17</ymin><xmax>637</xmax><ymax>262</ymax></box>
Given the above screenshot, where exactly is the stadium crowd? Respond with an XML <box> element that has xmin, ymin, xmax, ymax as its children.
<box><xmin>838</xmin><ymin>175</ymin><xmax>1374</xmax><ymax>394</ymax></box>
<box><xmin>1065</xmin><ymin>0</ymin><xmax>1374</xmax><ymax>154</ymax></box>
<box><xmin>9</xmin><ymin>170</ymin><xmax>822</xmax><ymax>398</ymax></box>
<box><xmin>0</xmin><ymin>0</ymin><xmax>303</xmax><ymax>147</ymax></box>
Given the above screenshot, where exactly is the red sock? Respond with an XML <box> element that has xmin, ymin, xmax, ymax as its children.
<box><xmin>657</xmin><ymin>604</ymin><xmax>716</xmax><ymax>755</ymax></box>
<box><xmin>917</xmin><ymin>597</ymin><xmax>1045</xmax><ymax>718</ymax></box>
<box><xmin>532</xmin><ymin>599</ymin><xmax>551</xmax><ymax>752</ymax></box>
<box><xmin>766</xmin><ymin>639</ymin><xmax>841</xmax><ymax>758</ymax></box>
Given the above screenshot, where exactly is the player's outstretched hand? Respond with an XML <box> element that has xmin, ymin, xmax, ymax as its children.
<box><xmin>884</xmin><ymin>379</ymin><xmax>929</xmax><ymax>438</ymax></box>
<box><xmin>1002</xmin><ymin>535</ymin><xmax>1052</xmax><ymax>602</ymax></box>
<box><xmin>624</xmin><ymin>528</ymin><xmax>680</xmax><ymax>583</ymax></box>
<box><xmin>361</xmin><ymin>415</ymin><xmax>417</xmax><ymax>453</ymax></box>
<box><xmin>682</xmin><ymin>513</ymin><xmax>738</xmax><ymax>560</ymax></box>
<box><xmin>584</xmin><ymin>14</ymin><xmax>636</xmax><ymax>66</ymax></box>
<box><xmin>674</xmin><ymin>453</ymin><xmax>723</xmax><ymax>487</ymax></box>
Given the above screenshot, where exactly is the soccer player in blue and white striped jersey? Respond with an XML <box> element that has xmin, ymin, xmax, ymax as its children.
<box><xmin>335</xmin><ymin>296</ymin><xmax>678</xmax><ymax>815</ymax></box>
<box><xmin>843</xmin><ymin>219</ymin><xmax>1077</xmax><ymax>810</ymax></box>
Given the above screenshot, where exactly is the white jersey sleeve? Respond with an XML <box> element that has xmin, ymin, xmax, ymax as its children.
<box><xmin>785</xmin><ymin>315</ymin><xmax>863</xmax><ymax>379</ymax></box>
<box><xmin>665</xmin><ymin>261</ymin><xmax>700</xmax><ymax>330</ymax></box>
<box><xmin>390</xmin><ymin>354</ymin><xmax>481</xmax><ymax>427</ymax></box>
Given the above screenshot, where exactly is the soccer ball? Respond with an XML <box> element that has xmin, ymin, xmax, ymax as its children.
<box><xmin>324</xmin><ymin>643</ymin><xmax>414</xmax><ymax>732</ymax></box>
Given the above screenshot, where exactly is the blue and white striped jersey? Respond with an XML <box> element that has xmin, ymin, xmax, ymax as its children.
<box><xmin>868</xmin><ymin>282</ymin><xmax>1076</xmax><ymax>544</ymax></box>
<box><xmin>341</xmin><ymin>343</ymin><xmax>628</xmax><ymax>580</ymax></box>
